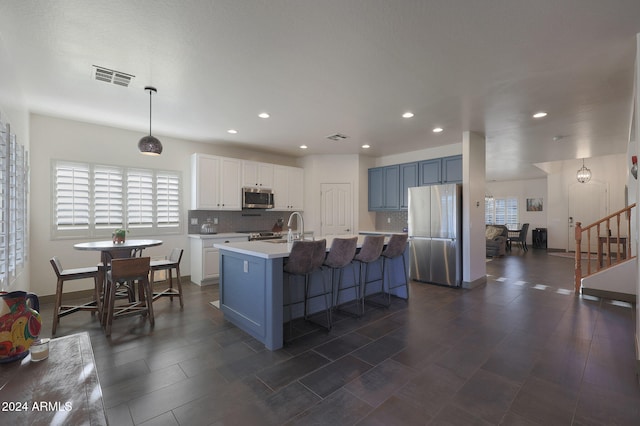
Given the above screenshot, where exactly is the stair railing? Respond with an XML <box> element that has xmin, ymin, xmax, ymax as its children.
<box><xmin>574</xmin><ymin>203</ymin><xmax>636</xmax><ymax>292</ymax></box>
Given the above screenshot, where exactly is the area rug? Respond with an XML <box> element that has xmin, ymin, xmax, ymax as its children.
<box><xmin>210</xmin><ymin>300</ymin><xmax>220</xmax><ymax>309</ymax></box>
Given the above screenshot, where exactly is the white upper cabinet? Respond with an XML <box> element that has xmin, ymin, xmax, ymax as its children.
<box><xmin>273</xmin><ymin>165</ymin><xmax>304</xmax><ymax>211</ymax></box>
<box><xmin>242</xmin><ymin>161</ymin><xmax>274</xmax><ymax>189</ymax></box>
<box><xmin>219</xmin><ymin>157</ymin><xmax>242</xmax><ymax>210</ymax></box>
<box><xmin>191</xmin><ymin>154</ymin><xmax>241</xmax><ymax>210</ymax></box>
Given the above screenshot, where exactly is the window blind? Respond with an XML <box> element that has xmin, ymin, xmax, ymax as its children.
<box><xmin>127</xmin><ymin>169</ymin><xmax>154</xmax><ymax>228</ymax></box>
<box><xmin>55</xmin><ymin>162</ymin><xmax>90</xmax><ymax>230</ymax></box>
<box><xmin>0</xmin><ymin>119</ymin><xmax>28</xmax><ymax>288</ymax></box>
<box><xmin>94</xmin><ymin>166</ymin><xmax>123</xmax><ymax>229</ymax></box>
<box><xmin>53</xmin><ymin>160</ymin><xmax>181</xmax><ymax>238</ymax></box>
<box><xmin>156</xmin><ymin>172</ymin><xmax>180</xmax><ymax>227</ymax></box>
<box><xmin>486</xmin><ymin>197</ymin><xmax>518</xmax><ymax>227</ymax></box>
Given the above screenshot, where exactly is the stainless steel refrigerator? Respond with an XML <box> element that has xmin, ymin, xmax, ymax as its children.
<box><xmin>408</xmin><ymin>184</ymin><xmax>462</xmax><ymax>287</ymax></box>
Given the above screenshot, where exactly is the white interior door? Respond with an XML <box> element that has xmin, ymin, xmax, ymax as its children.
<box><xmin>568</xmin><ymin>181</ymin><xmax>608</xmax><ymax>252</ymax></box>
<box><xmin>321</xmin><ymin>183</ymin><xmax>353</xmax><ymax>236</ymax></box>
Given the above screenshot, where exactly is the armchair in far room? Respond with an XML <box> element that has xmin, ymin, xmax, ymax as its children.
<box><xmin>486</xmin><ymin>225</ymin><xmax>508</xmax><ymax>257</ymax></box>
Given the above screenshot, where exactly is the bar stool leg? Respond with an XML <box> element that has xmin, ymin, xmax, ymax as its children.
<box><xmin>333</xmin><ymin>263</ymin><xmax>361</xmax><ymax>317</ymax></box>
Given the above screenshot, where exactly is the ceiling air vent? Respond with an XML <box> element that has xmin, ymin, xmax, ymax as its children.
<box><xmin>93</xmin><ymin>66</ymin><xmax>135</xmax><ymax>87</ymax></box>
<box><xmin>326</xmin><ymin>133</ymin><xmax>349</xmax><ymax>141</ymax></box>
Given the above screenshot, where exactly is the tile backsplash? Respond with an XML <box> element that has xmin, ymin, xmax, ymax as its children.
<box><xmin>375</xmin><ymin>211</ymin><xmax>408</xmax><ymax>233</ymax></box>
<box><xmin>188</xmin><ymin>210</ymin><xmax>293</xmax><ymax>234</ymax></box>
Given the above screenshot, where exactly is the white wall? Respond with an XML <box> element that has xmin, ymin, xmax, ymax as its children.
<box><xmin>634</xmin><ymin>32</ymin><xmax>640</xmax><ymax>366</ymax></box>
<box><xmin>0</xmin><ymin>38</ymin><xmax>30</xmax><ymax>291</ymax></box>
<box><xmin>299</xmin><ymin>154</ymin><xmax>372</xmax><ymax>235</ymax></box>
<box><xmin>463</xmin><ymin>132</ymin><xmax>487</xmax><ymax>287</ymax></box>
<box><xmin>486</xmin><ymin>178</ymin><xmax>548</xmax><ymax>245</ymax></box>
<box><xmin>545</xmin><ymin>154</ymin><xmax>627</xmax><ymax>250</ymax></box>
<box><xmin>375</xmin><ymin>144</ymin><xmax>462</xmax><ymax>167</ymax></box>
<box><xmin>30</xmin><ymin>114</ymin><xmax>299</xmax><ymax>297</ymax></box>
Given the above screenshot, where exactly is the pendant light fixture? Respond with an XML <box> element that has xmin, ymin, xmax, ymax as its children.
<box><xmin>138</xmin><ymin>86</ymin><xmax>163</xmax><ymax>156</ymax></box>
<box><xmin>576</xmin><ymin>158</ymin><xmax>591</xmax><ymax>183</ymax></box>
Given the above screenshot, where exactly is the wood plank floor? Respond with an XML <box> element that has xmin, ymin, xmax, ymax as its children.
<box><xmin>35</xmin><ymin>249</ymin><xmax>640</xmax><ymax>425</ymax></box>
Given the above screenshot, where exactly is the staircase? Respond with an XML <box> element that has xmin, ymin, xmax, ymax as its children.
<box><xmin>574</xmin><ymin>203</ymin><xmax>636</xmax><ymax>298</ymax></box>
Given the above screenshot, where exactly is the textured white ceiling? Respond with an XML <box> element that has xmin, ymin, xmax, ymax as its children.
<box><xmin>1</xmin><ymin>0</ymin><xmax>639</xmax><ymax>180</ymax></box>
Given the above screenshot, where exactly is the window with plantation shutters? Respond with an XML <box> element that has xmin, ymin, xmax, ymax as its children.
<box><xmin>486</xmin><ymin>196</ymin><xmax>519</xmax><ymax>227</ymax></box>
<box><xmin>0</xmin><ymin>119</ymin><xmax>28</xmax><ymax>288</ymax></box>
<box><xmin>127</xmin><ymin>169</ymin><xmax>154</xmax><ymax>228</ymax></box>
<box><xmin>156</xmin><ymin>172</ymin><xmax>180</xmax><ymax>228</ymax></box>
<box><xmin>52</xmin><ymin>160</ymin><xmax>182</xmax><ymax>238</ymax></box>
<box><xmin>94</xmin><ymin>166</ymin><xmax>123</xmax><ymax>229</ymax></box>
<box><xmin>55</xmin><ymin>162</ymin><xmax>90</xmax><ymax>230</ymax></box>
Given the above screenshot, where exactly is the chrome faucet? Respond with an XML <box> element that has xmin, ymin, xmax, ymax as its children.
<box><xmin>287</xmin><ymin>211</ymin><xmax>304</xmax><ymax>240</ymax></box>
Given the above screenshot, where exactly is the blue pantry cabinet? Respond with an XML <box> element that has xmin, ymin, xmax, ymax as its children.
<box><xmin>368</xmin><ymin>165</ymin><xmax>400</xmax><ymax>210</ymax></box>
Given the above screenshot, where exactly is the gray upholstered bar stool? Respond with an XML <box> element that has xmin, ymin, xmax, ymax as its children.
<box><xmin>50</xmin><ymin>257</ymin><xmax>101</xmax><ymax>335</ymax></box>
<box><xmin>283</xmin><ymin>239</ymin><xmax>331</xmax><ymax>338</ymax></box>
<box><xmin>377</xmin><ymin>233</ymin><xmax>409</xmax><ymax>307</ymax></box>
<box><xmin>323</xmin><ymin>237</ymin><xmax>359</xmax><ymax>317</ymax></box>
<box><xmin>353</xmin><ymin>235</ymin><xmax>385</xmax><ymax>312</ymax></box>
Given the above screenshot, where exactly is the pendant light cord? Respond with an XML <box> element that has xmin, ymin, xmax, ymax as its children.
<box><xmin>148</xmin><ymin>89</ymin><xmax>153</xmax><ymax>136</ymax></box>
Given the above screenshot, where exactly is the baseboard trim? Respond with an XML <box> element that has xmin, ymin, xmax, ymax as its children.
<box><xmin>581</xmin><ymin>288</ymin><xmax>636</xmax><ymax>304</ymax></box>
<box><xmin>636</xmin><ymin>333</ymin><xmax>640</xmax><ymax>386</ymax></box>
<box><xmin>37</xmin><ymin>275</ymin><xmax>193</xmax><ymax>304</ymax></box>
<box><xmin>463</xmin><ymin>275</ymin><xmax>487</xmax><ymax>289</ymax></box>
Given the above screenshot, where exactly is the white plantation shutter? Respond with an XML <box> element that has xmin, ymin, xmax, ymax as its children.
<box><xmin>55</xmin><ymin>162</ymin><xmax>90</xmax><ymax>230</ymax></box>
<box><xmin>0</xmin><ymin>120</ymin><xmax>28</xmax><ymax>288</ymax></box>
<box><xmin>94</xmin><ymin>166</ymin><xmax>123</xmax><ymax>229</ymax></box>
<box><xmin>489</xmin><ymin>197</ymin><xmax>519</xmax><ymax>227</ymax></box>
<box><xmin>53</xmin><ymin>161</ymin><xmax>181</xmax><ymax>237</ymax></box>
<box><xmin>156</xmin><ymin>172</ymin><xmax>180</xmax><ymax>227</ymax></box>
<box><xmin>0</xmin><ymin>122</ymin><xmax>7</xmax><ymax>282</ymax></box>
<box><xmin>11</xmin><ymin>140</ymin><xmax>27</xmax><ymax>272</ymax></box>
<box><xmin>505</xmin><ymin>198</ymin><xmax>519</xmax><ymax>226</ymax></box>
<box><xmin>127</xmin><ymin>169</ymin><xmax>154</xmax><ymax>228</ymax></box>
<box><xmin>485</xmin><ymin>197</ymin><xmax>495</xmax><ymax>224</ymax></box>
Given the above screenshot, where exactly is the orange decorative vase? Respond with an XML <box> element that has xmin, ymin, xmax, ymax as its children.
<box><xmin>0</xmin><ymin>291</ymin><xmax>42</xmax><ymax>363</ymax></box>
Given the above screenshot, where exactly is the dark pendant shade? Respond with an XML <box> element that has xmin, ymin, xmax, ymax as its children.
<box><xmin>139</xmin><ymin>86</ymin><xmax>163</xmax><ymax>156</ymax></box>
<box><xmin>138</xmin><ymin>135</ymin><xmax>163</xmax><ymax>155</ymax></box>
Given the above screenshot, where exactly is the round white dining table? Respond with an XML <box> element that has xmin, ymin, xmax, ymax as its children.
<box><xmin>73</xmin><ymin>239</ymin><xmax>163</xmax><ymax>253</ymax></box>
<box><xmin>73</xmin><ymin>239</ymin><xmax>164</xmax><ymax>310</ymax></box>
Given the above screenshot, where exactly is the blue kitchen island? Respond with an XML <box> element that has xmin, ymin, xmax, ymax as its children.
<box><xmin>214</xmin><ymin>234</ymin><xmax>408</xmax><ymax>350</ymax></box>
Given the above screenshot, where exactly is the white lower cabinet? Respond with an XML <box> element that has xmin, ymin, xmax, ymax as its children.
<box><xmin>190</xmin><ymin>235</ymin><xmax>248</xmax><ymax>285</ymax></box>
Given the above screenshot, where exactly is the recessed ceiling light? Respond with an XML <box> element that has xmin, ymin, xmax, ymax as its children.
<box><xmin>362</xmin><ymin>144</ymin><xmax>370</xmax><ymax>149</ymax></box>
<box><xmin>258</xmin><ymin>112</ymin><xmax>270</xmax><ymax>119</ymax></box>
<box><xmin>227</xmin><ymin>129</ymin><xmax>238</xmax><ymax>134</ymax></box>
<box><xmin>432</xmin><ymin>127</ymin><xmax>444</xmax><ymax>133</ymax></box>
<box><xmin>533</xmin><ymin>112</ymin><xmax>548</xmax><ymax>118</ymax></box>
<box><xmin>402</xmin><ymin>112</ymin><xmax>414</xmax><ymax>118</ymax></box>
<box><xmin>299</xmin><ymin>145</ymin><xmax>308</xmax><ymax>149</ymax></box>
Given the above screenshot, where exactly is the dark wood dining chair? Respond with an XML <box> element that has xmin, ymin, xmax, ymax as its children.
<box><xmin>50</xmin><ymin>257</ymin><xmax>101</xmax><ymax>335</ymax></box>
<box><xmin>104</xmin><ymin>257</ymin><xmax>154</xmax><ymax>337</ymax></box>
<box><xmin>150</xmin><ymin>248</ymin><xmax>184</xmax><ymax>308</ymax></box>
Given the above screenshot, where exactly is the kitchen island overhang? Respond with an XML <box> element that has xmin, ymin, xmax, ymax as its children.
<box><xmin>215</xmin><ymin>236</ymin><xmax>408</xmax><ymax>350</ymax></box>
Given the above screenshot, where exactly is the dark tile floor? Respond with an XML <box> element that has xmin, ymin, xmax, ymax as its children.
<box><xmin>37</xmin><ymin>249</ymin><xmax>640</xmax><ymax>425</ymax></box>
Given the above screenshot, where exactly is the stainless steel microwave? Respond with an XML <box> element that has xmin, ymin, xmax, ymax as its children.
<box><xmin>242</xmin><ymin>187</ymin><xmax>274</xmax><ymax>209</ymax></box>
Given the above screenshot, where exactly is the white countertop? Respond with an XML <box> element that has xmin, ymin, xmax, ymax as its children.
<box><xmin>214</xmin><ymin>234</ymin><xmax>396</xmax><ymax>259</ymax></box>
<box><xmin>188</xmin><ymin>233</ymin><xmax>249</xmax><ymax>239</ymax></box>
